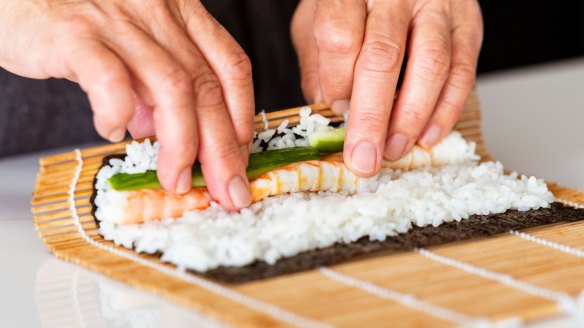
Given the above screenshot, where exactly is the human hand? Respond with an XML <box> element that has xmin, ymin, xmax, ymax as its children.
<box><xmin>291</xmin><ymin>0</ymin><xmax>483</xmax><ymax>176</ymax></box>
<box><xmin>0</xmin><ymin>0</ymin><xmax>254</xmax><ymax>209</ymax></box>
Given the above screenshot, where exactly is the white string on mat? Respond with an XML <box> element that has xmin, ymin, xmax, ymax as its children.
<box><xmin>509</xmin><ymin>224</ymin><xmax>584</xmax><ymax>323</ymax></box>
<box><xmin>68</xmin><ymin>150</ymin><xmax>331</xmax><ymax>328</ymax></box>
<box><xmin>259</xmin><ymin>110</ymin><xmax>268</xmax><ymax>130</ymax></box>
<box><xmin>557</xmin><ymin>198</ymin><xmax>584</xmax><ymax>209</ymax></box>
<box><xmin>415</xmin><ymin>248</ymin><xmax>581</xmax><ymax>317</ymax></box>
<box><xmin>319</xmin><ymin>267</ymin><xmax>504</xmax><ymax>328</ymax></box>
<box><xmin>509</xmin><ymin>230</ymin><xmax>584</xmax><ymax>258</ymax></box>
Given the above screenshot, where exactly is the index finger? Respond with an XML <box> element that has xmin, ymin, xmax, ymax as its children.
<box><xmin>344</xmin><ymin>0</ymin><xmax>411</xmax><ymax>177</ymax></box>
<box><xmin>313</xmin><ymin>0</ymin><xmax>366</xmax><ymax>114</ymax></box>
<box><xmin>108</xmin><ymin>27</ymin><xmax>199</xmax><ymax>194</ymax></box>
<box><xmin>184</xmin><ymin>3</ymin><xmax>255</xmax><ymax>151</ymax></box>
<box><xmin>66</xmin><ymin>40</ymin><xmax>135</xmax><ymax>143</ymax></box>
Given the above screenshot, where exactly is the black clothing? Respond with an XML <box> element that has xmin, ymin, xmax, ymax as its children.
<box><xmin>0</xmin><ymin>74</ymin><xmax>99</xmax><ymax>157</ymax></box>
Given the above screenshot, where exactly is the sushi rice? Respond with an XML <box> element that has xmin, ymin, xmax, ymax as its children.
<box><xmin>94</xmin><ymin>107</ymin><xmax>554</xmax><ymax>272</ymax></box>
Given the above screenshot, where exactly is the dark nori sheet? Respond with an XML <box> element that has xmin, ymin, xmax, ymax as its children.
<box><xmin>200</xmin><ymin>203</ymin><xmax>584</xmax><ymax>283</ymax></box>
<box><xmin>92</xmin><ymin>156</ymin><xmax>584</xmax><ymax>284</ymax></box>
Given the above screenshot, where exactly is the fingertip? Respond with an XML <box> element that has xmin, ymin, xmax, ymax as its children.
<box><xmin>418</xmin><ymin>124</ymin><xmax>442</xmax><ymax>149</ymax></box>
<box><xmin>155</xmin><ymin>153</ymin><xmax>173</xmax><ymax>193</ymax></box>
<box><xmin>156</xmin><ymin>145</ymin><xmax>195</xmax><ymax>194</ymax></box>
<box><xmin>127</xmin><ymin>96</ymin><xmax>156</xmax><ymax>139</ymax></box>
<box><xmin>331</xmin><ymin>99</ymin><xmax>350</xmax><ymax>115</ymax></box>
<box><xmin>108</xmin><ymin>127</ymin><xmax>127</xmax><ymax>143</ymax></box>
<box><xmin>347</xmin><ymin>140</ymin><xmax>379</xmax><ymax>177</ymax></box>
<box><xmin>299</xmin><ymin>70</ymin><xmax>322</xmax><ymax>104</ymax></box>
<box><xmin>72</xmin><ymin>46</ymin><xmax>135</xmax><ymax>143</ymax></box>
<box><xmin>402</xmin><ymin>139</ymin><xmax>416</xmax><ymax>158</ymax></box>
<box><xmin>383</xmin><ymin>133</ymin><xmax>409</xmax><ymax>161</ymax></box>
<box><xmin>228</xmin><ymin>175</ymin><xmax>252</xmax><ymax>209</ymax></box>
<box><xmin>93</xmin><ymin>114</ymin><xmax>127</xmax><ymax>143</ymax></box>
<box><xmin>176</xmin><ymin>168</ymin><xmax>193</xmax><ymax>194</ymax></box>
<box><xmin>198</xmin><ymin>143</ymin><xmax>250</xmax><ymax>210</ymax></box>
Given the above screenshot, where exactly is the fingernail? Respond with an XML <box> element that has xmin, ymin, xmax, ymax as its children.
<box><xmin>351</xmin><ymin>141</ymin><xmax>377</xmax><ymax>175</ymax></box>
<box><xmin>419</xmin><ymin>125</ymin><xmax>442</xmax><ymax>148</ymax></box>
<box><xmin>241</xmin><ymin>145</ymin><xmax>249</xmax><ymax>167</ymax></box>
<box><xmin>228</xmin><ymin>175</ymin><xmax>252</xmax><ymax>208</ymax></box>
<box><xmin>108</xmin><ymin>128</ymin><xmax>126</xmax><ymax>143</ymax></box>
<box><xmin>384</xmin><ymin>133</ymin><xmax>409</xmax><ymax>161</ymax></box>
<box><xmin>176</xmin><ymin>168</ymin><xmax>192</xmax><ymax>194</ymax></box>
<box><xmin>331</xmin><ymin>99</ymin><xmax>350</xmax><ymax>115</ymax></box>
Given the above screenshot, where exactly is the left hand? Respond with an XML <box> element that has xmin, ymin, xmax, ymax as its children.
<box><xmin>0</xmin><ymin>0</ymin><xmax>255</xmax><ymax>209</ymax></box>
<box><xmin>291</xmin><ymin>0</ymin><xmax>483</xmax><ymax>177</ymax></box>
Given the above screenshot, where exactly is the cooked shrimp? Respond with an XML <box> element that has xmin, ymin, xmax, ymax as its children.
<box><xmin>102</xmin><ymin>132</ymin><xmax>476</xmax><ymax>225</ymax></box>
<box><xmin>251</xmin><ymin>132</ymin><xmax>477</xmax><ymax>202</ymax></box>
<box><xmin>106</xmin><ymin>188</ymin><xmax>212</xmax><ymax>225</ymax></box>
<box><xmin>324</xmin><ymin>131</ymin><xmax>477</xmax><ymax>171</ymax></box>
<box><xmin>249</xmin><ymin>160</ymin><xmax>368</xmax><ymax>202</ymax></box>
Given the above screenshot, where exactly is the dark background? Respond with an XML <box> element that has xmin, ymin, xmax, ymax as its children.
<box><xmin>477</xmin><ymin>1</ymin><xmax>584</xmax><ymax>73</ymax></box>
<box><xmin>1</xmin><ymin>0</ymin><xmax>584</xmax><ymax>157</ymax></box>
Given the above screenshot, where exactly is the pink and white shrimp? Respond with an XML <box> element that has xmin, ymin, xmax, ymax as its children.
<box><xmin>97</xmin><ymin>132</ymin><xmax>477</xmax><ymax>225</ymax></box>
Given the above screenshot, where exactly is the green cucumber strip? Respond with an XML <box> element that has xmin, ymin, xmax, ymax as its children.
<box><xmin>108</xmin><ymin>147</ymin><xmax>323</xmax><ymax>191</ymax></box>
<box><xmin>308</xmin><ymin>127</ymin><xmax>345</xmax><ymax>153</ymax></box>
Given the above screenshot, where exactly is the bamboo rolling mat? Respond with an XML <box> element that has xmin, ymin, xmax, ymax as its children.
<box><xmin>31</xmin><ymin>89</ymin><xmax>584</xmax><ymax>327</ymax></box>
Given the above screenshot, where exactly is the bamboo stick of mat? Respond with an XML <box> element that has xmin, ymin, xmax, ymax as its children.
<box><xmin>31</xmin><ymin>89</ymin><xmax>584</xmax><ymax>327</ymax></box>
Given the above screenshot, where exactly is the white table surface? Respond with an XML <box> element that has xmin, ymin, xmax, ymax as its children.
<box><xmin>1</xmin><ymin>58</ymin><xmax>584</xmax><ymax>327</ymax></box>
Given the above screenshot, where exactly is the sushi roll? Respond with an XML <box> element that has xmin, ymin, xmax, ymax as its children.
<box><xmin>95</xmin><ymin>132</ymin><xmax>478</xmax><ymax>225</ymax></box>
<box><xmin>91</xmin><ymin>107</ymin><xmax>553</xmax><ymax>274</ymax></box>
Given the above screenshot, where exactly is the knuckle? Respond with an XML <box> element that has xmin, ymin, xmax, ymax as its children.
<box><xmin>359</xmin><ymin>40</ymin><xmax>402</xmax><ymax>74</ymax></box>
<box><xmin>400</xmin><ymin>104</ymin><xmax>429</xmax><ymax>126</ymax></box>
<box><xmin>97</xmin><ymin>66</ymin><xmax>125</xmax><ymax>88</ymax></box>
<box><xmin>316</xmin><ymin>26</ymin><xmax>361</xmax><ymax>55</ymax></box>
<box><xmin>175</xmin><ymin>140</ymin><xmax>196</xmax><ymax>155</ymax></box>
<box><xmin>354</xmin><ymin>107</ymin><xmax>388</xmax><ymax>136</ymax></box>
<box><xmin>449</xmin><ymin>63</ymin><xmax>476</xmax><ymax>89</ymax></box>
<box><xmin>213</xmin><ymin>140</ymin><xmax>242</xmax><ymax>162</ymax></box>
<box><xmin>414</xmin><ymin>45</ymin><xmax>451</xmax><ymax>83</ymax></box>
<box><xmin>439</xmin><ymin>97</ymin><xmax>465</xmax><ymax>117</ymax></box>
<box><xmin>160</xmin><ymin>68</ymin><xmax>193</xmax><ymax>97</ymax></box>
<box><xmin>58</xmin><ymin>14</ymin><xmax>97</xmax><ymax>37</ymax></box>
<box><xmin>165</xmin><ymin>142</ymin><xmax>197</xmax><ymax>166</ymax></box>
<box><xmin>226</xmin><ymin>52</ymin><xmax>252</xmax><ymax>83</ymax></box>
<box><xmin>193</xmin><ymin>71</ymin><xmax>223</xmax><ymax>107</ymax></box>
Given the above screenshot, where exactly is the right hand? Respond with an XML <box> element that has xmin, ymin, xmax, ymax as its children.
<box><xmin>291</xmin><ymin>0</ymin><xmax>482</xmax><ymax>176</ymax></box>
<box><xmin>0</xmin><ymin>0</ymin><xmax>254</xmax><ymax>209</ymax></box>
